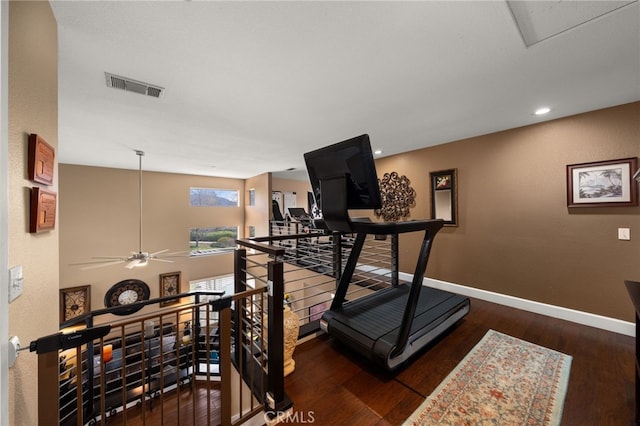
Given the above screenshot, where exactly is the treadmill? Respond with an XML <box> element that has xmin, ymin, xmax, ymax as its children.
<box><xmin>304</xmin><ymin>134</ymin><xmax>470</xmax><ymax>371</ymax></box>
<box><xmin>288</xmin><ymin>207</ymin><xmax>310</xmax><ymax>222</ymax></box>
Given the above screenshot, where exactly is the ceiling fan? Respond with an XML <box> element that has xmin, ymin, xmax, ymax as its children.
<box><xmin>73</xmin><ymin>150</ymin><xmax>181</xmax><ymax>270</ymax></box>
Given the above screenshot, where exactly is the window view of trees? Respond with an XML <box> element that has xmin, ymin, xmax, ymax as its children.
<box><xmin>190</xmin><ymin>227</ymin><xmax>238</xmax><ymax>255</ymax></box>
<box><xmin>190</xmin><ymin>188</ymin><xmax>239</xmax><ymax>207</ymax></box>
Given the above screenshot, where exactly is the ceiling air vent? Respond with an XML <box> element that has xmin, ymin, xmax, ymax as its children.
<box><xmin>105</xmin><ymin>72</ymin><xmax>164</xmax><ymax>98</ymax></box>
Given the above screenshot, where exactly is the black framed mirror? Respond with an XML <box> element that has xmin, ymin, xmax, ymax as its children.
<box><xmin>430</xmin><ymin>168</ymin><xmax>458</xmax><ymax>227</ymax></box>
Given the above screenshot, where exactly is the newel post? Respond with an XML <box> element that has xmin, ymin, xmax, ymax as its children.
<box><xmin>265</xmin><ymin>259</ymin><xmax>293</xmax><ymax>417</ymax></box>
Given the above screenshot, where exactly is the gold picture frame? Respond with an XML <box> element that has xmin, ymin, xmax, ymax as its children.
<box><xmin>60</xmin><ymin>285</ymin><xmax>91</xmax><ymax>324</ymax></box>
<box><xmin>159</xmin><ymin>271</ymin><xmax>181</xmax><ymax>307</ymax></box>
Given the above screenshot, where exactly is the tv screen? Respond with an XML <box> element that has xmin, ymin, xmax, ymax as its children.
<box><xmin>304</xmin><ymin>134</ymin><xmax>382</xmax><ymax>217</ymax></box>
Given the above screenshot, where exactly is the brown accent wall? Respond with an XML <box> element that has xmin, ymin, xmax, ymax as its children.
<box><xmin>376</xmin><ymin>102</ymin><xmax>640</xmax><ymax>322</ymax></box>
<box><xmin>59</xmin><ymin>165</ymin><xmax>245</xmax><ymax>322</ymax></box>
<box><xmin>8</xmin><ymin>2</ymin><xmax>58</xmax><ymax>424</ymax></box>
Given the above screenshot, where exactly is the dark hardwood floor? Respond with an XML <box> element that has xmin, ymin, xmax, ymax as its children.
<box><xmin>285</xmin><ymin>297</ymin><xmax>635</xmax><ymax>425</ymax></box>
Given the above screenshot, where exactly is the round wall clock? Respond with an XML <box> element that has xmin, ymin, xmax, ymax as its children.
<box><xmin>104</xmin><ymin>279</ymin><xmax>150</xmax><ymax>315</ymax></box>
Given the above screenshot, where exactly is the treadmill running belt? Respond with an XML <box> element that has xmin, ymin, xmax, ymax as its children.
<box><xmin>337</xmin><ymin>285</ymin><xmax>452</xmax><ymax>338</ymax></box>
<box><xmin>323</xmin><ymin>284</ymin><xmax>469</xmax><ymax>368</ymax></box>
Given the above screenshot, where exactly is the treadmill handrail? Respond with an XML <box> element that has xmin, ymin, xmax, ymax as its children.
<box><xmin>390</xmin><ymin>223</ymin><xmax>442</xmax><ymax>358</ymax></box>
<box><xmin>328</xmin><ymin>218</ymin><xmax>444</xmax><ymax>362</ymax></box>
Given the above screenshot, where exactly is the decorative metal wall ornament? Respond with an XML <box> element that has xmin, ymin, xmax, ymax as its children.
<box><xmin>374</xmin><ymin>172</ymin><xmax>416</xmax><ymax>222</ymax></box>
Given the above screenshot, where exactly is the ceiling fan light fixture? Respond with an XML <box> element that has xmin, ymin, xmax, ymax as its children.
<box><xmin>128</xmin><ymin>259</ymin><xmax>148</xmax><ymax>269</ymax></box>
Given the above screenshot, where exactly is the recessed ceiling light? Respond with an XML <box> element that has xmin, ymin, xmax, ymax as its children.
<box><xmin>534</xmin><ymin>107</ymin><xmax>551</xmax><ymax>115</ymax></box>
<box><xmin>374</xmin><ymin>149</ymin><xmax>383</xmax><ymax>155</ymax></box>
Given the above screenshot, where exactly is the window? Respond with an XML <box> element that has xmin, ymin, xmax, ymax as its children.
<box><xmin>190</xmin><ymin>227</ymin><xmax>238</xmax><ymax>255</ymax></box>
<box><xmin>190</xmin><ymin>274</ymin><xmax>235</xmax><ymax>296</ymax></box>
<box><xmin>190</xmin><ymin>188</ymin><xmax>239</xmax><ymax>207</ymax></box>
<box><xmin>248</xmin><ymin>189</ymin><xmax>255</xmax><ymax>206</ymax></box>
<box><xmin>190</xmin><ymin>275</ymin><xmax>235</xmax><ymax>325</ymax></box>
<box><xmin>248</xmin><ymin>226</ymin><xmax>255</xmax><ymax>238</ymax></box>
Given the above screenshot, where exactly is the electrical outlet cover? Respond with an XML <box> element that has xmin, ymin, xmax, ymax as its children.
<box><xmin>618</xmin><ymin>228</ymin><xmax>631</xmax><ymax>241</ymax></box>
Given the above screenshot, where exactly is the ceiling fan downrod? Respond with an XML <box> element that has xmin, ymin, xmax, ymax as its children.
<box><xmin>135</xmin><ymin>150</ymin><xmax>144</xmax><ymax>256</ymax></box>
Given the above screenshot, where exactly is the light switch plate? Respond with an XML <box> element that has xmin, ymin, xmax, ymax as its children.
<box><xmin>618</xmin><ymin>228</ymin><xmax>631</xmax><ymax>241</ymax></box>
<box><xmin>9</xmin><ymin>265</ymin><xmax>23</xmax><ymax>303</ymax></box>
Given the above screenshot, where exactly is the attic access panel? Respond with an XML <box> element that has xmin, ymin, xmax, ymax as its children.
<box><xmin>507</xmin><ymin>0</ymin><xmax>636</xmax><ymax>46</ymax></box>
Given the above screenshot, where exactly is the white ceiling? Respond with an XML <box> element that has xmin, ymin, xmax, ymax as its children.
<box><xmin>50</xmin><ymin>0</ymin><xmax>640</xmax><ymax>181</ymax></box>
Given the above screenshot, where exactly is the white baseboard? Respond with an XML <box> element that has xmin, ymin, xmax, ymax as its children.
<box><xmin>395</xmin><ymin>272</ymin><xmax>635</xmax><ymax>337</ymax></box>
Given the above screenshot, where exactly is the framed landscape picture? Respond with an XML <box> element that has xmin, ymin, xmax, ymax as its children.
<box><xmin>566</xmin><ymin>157</ymin><xmax>638</xmax><ymax>207</ymax></box>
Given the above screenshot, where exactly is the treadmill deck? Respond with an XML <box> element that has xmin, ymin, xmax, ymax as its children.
<box><xmin>322</xmin><ymin>285</ymin><xmax>469</xmax><ymax>369</ymax></box>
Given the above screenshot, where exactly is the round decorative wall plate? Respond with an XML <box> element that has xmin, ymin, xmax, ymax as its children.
<box><xmin>104</xmin><ymin>279</ymin><xmax>150</xmax><ymax>315</ymax></box>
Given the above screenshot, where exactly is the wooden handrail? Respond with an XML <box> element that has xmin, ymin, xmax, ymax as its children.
<box><xmin>235</xmin><ymin>238</ymin><xmax>286</xmax><ymax>257</ymax></box>
<box><xmin>59</xmin><ymin>290</ymin><xmax>225</xmax><ymax>329</ymax></box>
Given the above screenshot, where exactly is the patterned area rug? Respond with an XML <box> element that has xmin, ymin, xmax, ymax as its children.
<box><xmin>404</xmin><ymin>330</ymin><xmax>572</xmax><ymax>426</ymax></box>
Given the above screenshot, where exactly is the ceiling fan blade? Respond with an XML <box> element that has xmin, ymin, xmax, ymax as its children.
<box><xmin>149</xmin><ymin>249</ymin><xmax>169</xmax><ymax>257</ymax></box>
<box><xmin>76</xmin><ymin>260</ymin><xmax>126</xmax><ymax>270</ymax></box>
<box><xmin>91</xmin><ymin>256</ymin><xmax>129</xmax><ymax>260</ymax></box>
<box><xmin>156</xmin><ymin>250</ymin><xmax>190</xmax><ymax>258</ymax></box>
<box><xmin>150</xmin><ymin>258</ymin><xmax>174</xmax><ymax>264</ymax></box>
<box><xmin>70</xmin><ymin>258</ymin><xmax>124</xmax><ymax>266</ymax></box>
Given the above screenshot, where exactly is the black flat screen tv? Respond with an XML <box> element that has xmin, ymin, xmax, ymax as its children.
<box><xmin>304</xmin><ymin>134</ymin><xmax>382</xmax><ymax>224</ymax></box>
